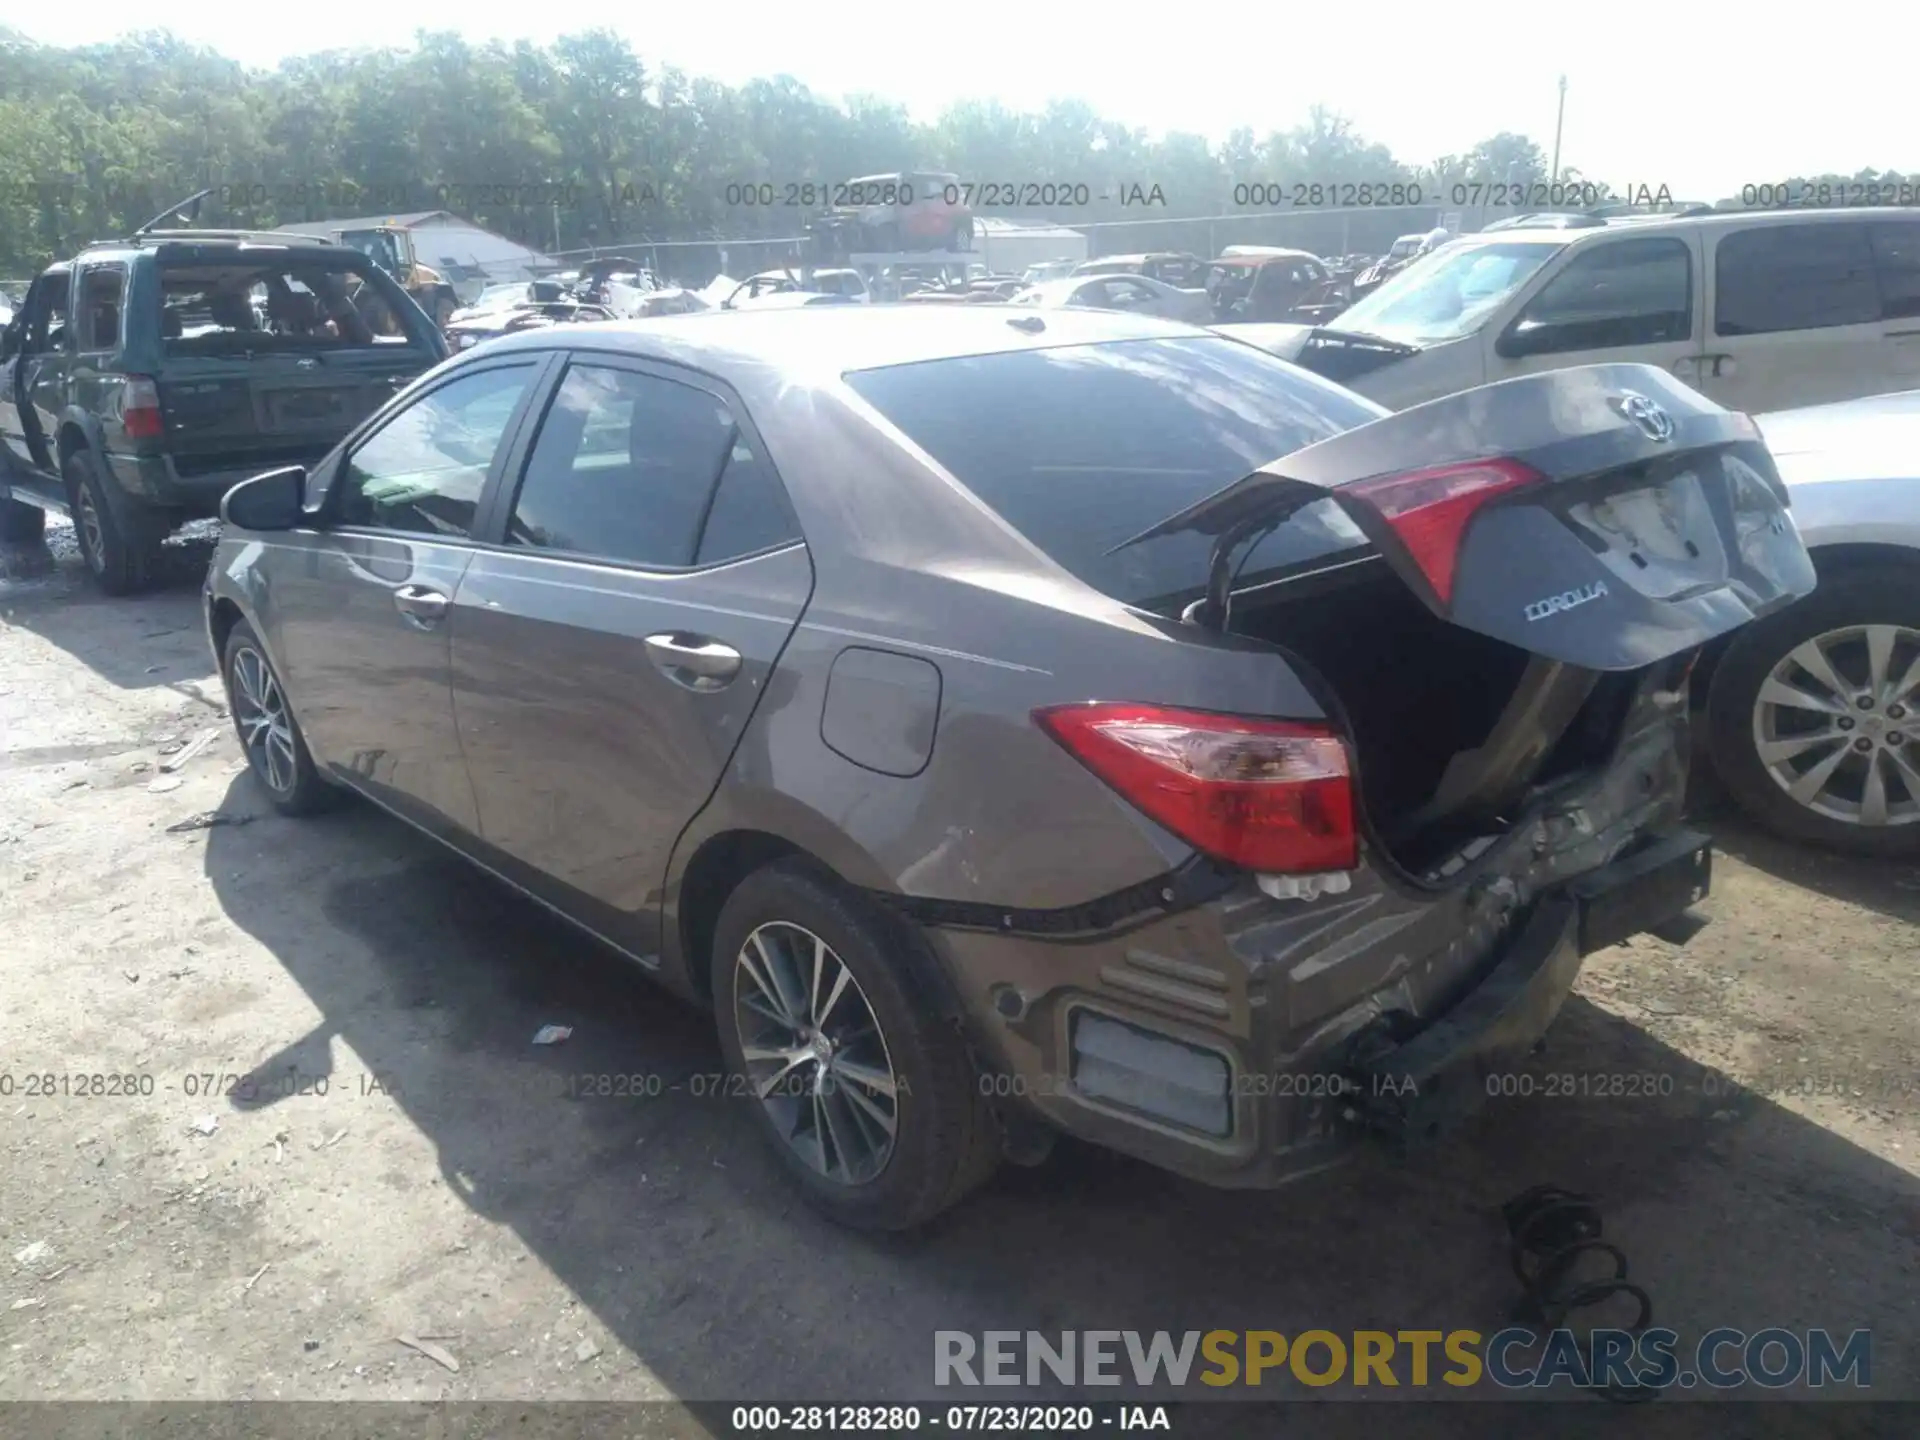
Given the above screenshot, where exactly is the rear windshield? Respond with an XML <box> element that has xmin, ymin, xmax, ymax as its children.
<box><xmin>159</xmin><ymin>262</ymin><xmax>426</xmax><ymax>354</ymax></box>
<box><xmin>844</xmin><ymin>336</ymin><xmax>1385</xmax><ymax>608</ymax></box>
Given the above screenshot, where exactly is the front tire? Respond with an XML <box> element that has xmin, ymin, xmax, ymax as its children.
<box><xmin>65</xmin><ymin>450</ymin><xmax>161</xmax><ymax>596</ymax></box>
<box><xmin>1707</xmin><ymin>567</ymin><xmax>1920</xmax><ymax>856</ymax></box>
<box><xmin>711</xmin><ymin>860</ymin><xmax>999</xmax><ymax>1230</ymax></box>
<box><xmin>223</xmin><ymin>620</ymin><xmax>334</xmax><ymax>816</ymax></box>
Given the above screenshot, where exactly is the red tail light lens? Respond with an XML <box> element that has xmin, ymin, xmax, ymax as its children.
<box><xmin>1345</xmin><ymin>457</ymin><xmax>1542</xmax><ymax>605</ymax></box>
<box><xmin>122</xmin><ymin>376</ymin><xmax>165</xmax><ymax>440</ymax></box>
<box><xmin>1034</xmin><ymin>703</ymin><xmax>1356</xmax><ymax>874</ymax></box>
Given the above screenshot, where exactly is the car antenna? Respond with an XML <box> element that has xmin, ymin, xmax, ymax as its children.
<box><xmin>1007</xmin><ymin>314</ymin><xmax>1045</xmax><ymax>333</ymax></box>
<box><xmin>133</xmin><ymin>187</ymin><xmax>214</xmax><ymax>236</ymax></box>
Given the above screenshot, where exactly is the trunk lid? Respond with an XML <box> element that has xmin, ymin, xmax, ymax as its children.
<box><xmin>1118</xmin><ymin>362</ymin><xmax>1817</xmax><ymax>671</ymax></box>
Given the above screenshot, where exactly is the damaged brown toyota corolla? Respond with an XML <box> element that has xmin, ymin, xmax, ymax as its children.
<box><xmin>203</xmin><ymin>308</ymin><xmax>1816</xmax><ymax>1230</ymax></box>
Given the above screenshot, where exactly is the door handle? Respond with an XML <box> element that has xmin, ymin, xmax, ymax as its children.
<box><xmin>1702</xmin><ymin>353</ymin><xmax>1737</xmax><ymax>378</ymax></box>
<box><xmin>392</xmin><ymin>584</ymin><xmax>450</xmax><ymax>628</ymax></box>
<box><xmin>645</xmin><ymin>633</ymin><xmax>742</xmax><ymax>690</ymax></box>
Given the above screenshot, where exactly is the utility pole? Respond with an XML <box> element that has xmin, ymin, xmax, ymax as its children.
<box><xmin>1550</xmin><ymin>75</ymin><xmax>1568</xmax><ymax>184</ymax></box>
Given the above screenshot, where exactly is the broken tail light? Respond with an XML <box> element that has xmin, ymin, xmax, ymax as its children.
<box><xmin>1035</xmin><ymin>703</ymin><xmax>1357</xmax><ymax>874</ymax></box>
<box><xmin>121</xmin><ymin>376</ymin><xmax>165</xmax><ymax>440</ymax></box>
<box><xmin>1345</xmin><ymin>457</ymin><xmax>1543</xmax><ymax>606</ymax></box>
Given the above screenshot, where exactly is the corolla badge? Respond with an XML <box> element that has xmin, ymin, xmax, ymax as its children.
<box><xmin>1611</xmin><ymin>390</ymin><xmax>1674</xmax><ymax>442</ymax></box>
<box><xmin>1525</xmin><ymin>580</ymin><xmax>1609</xmax><ymax>623</ymax></box>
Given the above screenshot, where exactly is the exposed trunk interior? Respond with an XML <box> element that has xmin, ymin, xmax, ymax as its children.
<box><xmin>1226</xmin><ymin>555</ymin><xmax>1640</xmax><ymax>877</ymax></box>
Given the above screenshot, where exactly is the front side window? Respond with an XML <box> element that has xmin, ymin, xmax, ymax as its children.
<box><xmin>1715</xmin><ymin>224</ymin><xmax>1879</xmax><ymax>336</ymax></box>
<box><xmin>506</xmin><ymin>364</ymin><xmax>755</xmax><ymax>568</ymax></box>
<box><xmin>338</xmin><ymin>364</ymin><xmax>536</xmax><ymax>537</ymax></box>
<box><xmin>1504</xmin><ymin>237</ymin><xmax>1693</xmax><ymax>354</ymax></box>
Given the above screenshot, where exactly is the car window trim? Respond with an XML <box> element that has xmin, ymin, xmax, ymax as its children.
<box><xmin>1495</xmin><ymin>233</ymin><xmax>1696</xmax><ymax>358</ymax></box>
<box><xmin>471</xmin><ymin>346</ymin><xmax>807</xmax><ymax>575</ymax></box>
<box><xmin>324</xmin><ymin>353</ymin><xmax>558</xmax><ymax>543</ymax></box>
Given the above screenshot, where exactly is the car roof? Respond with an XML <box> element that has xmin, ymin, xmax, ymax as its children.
<box><xmin>75</xmin><ymin>237</ymin><xmax>355</xmax><ymax>265</ymax></box>
<box><xmin>475</xmin><ymin>304</ymin><xmax>1201</xmax><ymax>377</ymax></box>
<box><xmin>1454</xmin><ymin>206</ymin><xmax>1920</xmax><ymax>248</ymax></box>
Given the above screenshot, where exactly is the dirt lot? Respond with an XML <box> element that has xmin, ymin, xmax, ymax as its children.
<box><xmin>1</xmin><ymin>525</ymin><xmax>1916</xmax><ymax>1432</ymax></box>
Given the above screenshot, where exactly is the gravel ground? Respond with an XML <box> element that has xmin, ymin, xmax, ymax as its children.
<box><xmin>1</xmin><ymin>524</ymin><xmax>1915</xmax><ymax>1434</ymax></box>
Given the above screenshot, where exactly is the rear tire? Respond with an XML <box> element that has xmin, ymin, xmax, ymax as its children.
<box><xmin>1707</xmin><ymin>566</ymin><xmax>1920</xmax><ymax>856</ymax></box>
<box><xmin>65</xmin><ymin>450</ymin><xmax>161</xmax><ymax>596</ymax></box>
<box><xmin>711</xmin><ymin>860</ymin><xmax>999</xmax><ymax>1230</ymax></box>
<box><xmin>222</xmin><ymin>619</ymin><xmax>334</xmax><ymax>817</ymax></box>
<box><xmin>0</xmin><ymin>496</ymin><xmax>46</xmax><ymax>543</ymax></box>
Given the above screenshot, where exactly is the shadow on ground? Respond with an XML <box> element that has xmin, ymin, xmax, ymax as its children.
<box><xmin>195</xmin><ymin>774</ymin><xmax>1919</xmax><ymax>1433</ymax></box>
<box><xmin>0</xmin><ymin>525</ymin><xmax>217</xmax><ymax>693</ymax></box>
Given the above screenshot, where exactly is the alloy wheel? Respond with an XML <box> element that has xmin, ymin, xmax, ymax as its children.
<box><xmin>1751</xmin><ymin>622</ymin><xmax>1920</xmax><ymax>829</ymax></box>
<box><xmin>731</xmin><ymin>921</ymin><xmax>899</xmax><ymax>1185</ymax></box>
<box><xmin>230</xmin><ymin>646</ymin><xmax>298</xmax><ymax>795</ymax></box>
<box><xmin>76</xmin><ymin>488</ymin><xmax>105</xmax><ymax>574</ymax></box>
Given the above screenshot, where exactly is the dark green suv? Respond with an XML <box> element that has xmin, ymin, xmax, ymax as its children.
<box><xmin>0</xmin><ymin>231</ymin><xmax>448</xmax><ymax>593</ymax></box>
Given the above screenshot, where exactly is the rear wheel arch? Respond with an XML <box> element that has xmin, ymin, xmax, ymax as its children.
<box><xmin>669</xmin><ymin>822</ymin><xmax>966</xmax><ymax>1022</ymax></box>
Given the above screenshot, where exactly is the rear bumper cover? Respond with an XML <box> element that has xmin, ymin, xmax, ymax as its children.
<box><xmin>918</xmin><ymin>687</ymin><xmax>1706</xmax><ymax>1190</ymax></box>
<box><xmin>1347</xmin><ymin>829</ymin><xmax>1711</xmax><ymax>1152</ymax></box>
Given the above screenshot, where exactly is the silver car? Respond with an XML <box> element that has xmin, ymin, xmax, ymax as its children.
<box><xmin>1698</xmin><ymin>388</ymin><xmax>1920</xmax><ymax>854</ymax></box>
<box><xmin>1013</xmin><ymin>274</ymin><xmax>1213</xmax><ymax>324</ymax></box>
<box><xmin>204</xmin><ymin>308</ymin><xmax>1813</xmax><ymax>1229</ymax></box>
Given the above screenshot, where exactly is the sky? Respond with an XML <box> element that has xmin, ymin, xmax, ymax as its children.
<box><xmin>11</xmin><ymin>5</ymin><xmax>1910</xmax><ymax>202</ymax></box>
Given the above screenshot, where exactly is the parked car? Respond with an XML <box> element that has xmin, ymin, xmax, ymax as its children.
<box><xmin>445</xmin><ymin>298</ymin><xmax>616</xmax><ymax>351</ymax></box>
<box><xmin>1243</xmin><ymin>208</ymin><xmax>1920</xmax><ymax>414</ymax></box>
<box><xmin>808</xmin><ymin>171</ymin><xmax>976</xmax><ymax>258</ymax></box>
<box><xmin>724</xmin><ymin>271</ymin><xmax>805</xmax><ymax>309</ymax></box>
<box><xmin>203</xmin><ymin>307</ymin><xmax>1811</xmax><ymax>1229</ymax></box>
<box><xmin>728</xmin><ymin>291</ymin><xmax>860</xmax><ymax>310</ymax></box>
<box><xmin>1072</xmin><ymin>252</ymin><xmax>1209</xmax><ymax>287</ymax></box>
<box><xmin>1346</xmin><ymin>233</ymin><xmax>1430</xmax><ymax>303</ymax></box>
<box><xmin>805</xmin><ymin>269</ymin><xmax>873</xmax><ymax>303</ymax></box>
<box><xmin>1695</xmin><ymin>388</ymin><xmax>1920</xmax><ymax>854</ymax></box>
<box><xmin>1204</xmin><ymin>251</ymin><xmax>1336</xmax><ymax>322</ymax></box>
<box><xmin>1012</xmin><ymin>274</ymin><xmax>1212</xmax><ymax>323</ymax></box>
<box><xmin>0</xmin><ymin>229</ymin><xmax>447</xmax><ymax>591</ymax></box>
<box><xmin>632</xmin><ymin>288</ymin><xmax>712</xmax><ymax>318</ymax></box>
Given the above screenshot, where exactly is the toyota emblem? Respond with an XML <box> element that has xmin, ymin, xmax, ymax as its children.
<box><xmin>1612</xmin><ymin>390</ymin><xmax>1675</xmax><ymax>443</ymax></box>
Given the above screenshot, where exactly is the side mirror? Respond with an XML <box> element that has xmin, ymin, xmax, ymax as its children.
<box><xmin>1496</xmin><ymin>321</ymin><xmax>1554</xmax><ymax>360</ymax></box>
<box><xmin>222</xmin><ymin>465</ymin><xmax>307</xmax><ymax>531</ymax></box>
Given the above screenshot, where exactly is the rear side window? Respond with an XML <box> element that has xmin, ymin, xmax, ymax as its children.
<box><xmin>1869</xmin><ymin>221</ymin><xmax>1920</xmax><ymax>321</ymax></box>
<box><xmin>76</xmin><ymin>267</ymin><xmax>126</xmax><ymax>352</ymax></box>
<box><xmin>1508</xmin><ymin>237</ymin><xmax>1692</xmax><ymax>353</ymax></box>
<box><xmin>159</xmin><ymin>261</ymin><xmax>421</xmax><ymax>351</ymax></box>
<box><xmin>844</xmin><ymin>337</ymin><xmax>1384</xmax><ymax>607</ymax></box>
<box><xmin>508</xmin><ymin>364</ymin><xmax>782</xmax><ymax>568</ymax></box>
<box><xmin>1715</xmin><ymin>224</ymin><xmax>1879</xmax><ymax>335</ymax></box>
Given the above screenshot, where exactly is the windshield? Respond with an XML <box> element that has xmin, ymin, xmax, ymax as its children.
<box><xmin>844</xmin><ymin>336</ymin><xmax>1385</xmax><ymax>608</ymax></box>
<box><xmin>1336</xmin><ymin>240</ymin><xmax>1563</xmax><ymax>345</ymax></box>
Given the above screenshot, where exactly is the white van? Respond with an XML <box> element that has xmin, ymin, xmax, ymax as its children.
<box><xmin>1243</xmin><ymin>209</ymin><xmax>1920</xmax><ymax>413</ymax></box>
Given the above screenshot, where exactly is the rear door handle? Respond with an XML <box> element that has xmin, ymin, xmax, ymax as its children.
<box><xmin>645</xmin><ymin>633</ymin><xmax>742</xmax><ymax>690</ymax></box>
<box><xmin>393</xmin><ymin>584</ymin><xmax>450</xmax><ymax>628</ymax></box>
